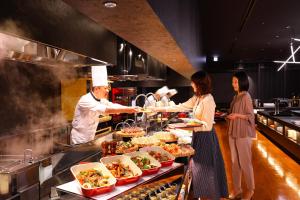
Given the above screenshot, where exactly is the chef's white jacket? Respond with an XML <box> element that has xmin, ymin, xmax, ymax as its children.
<box><xmin>70</xmin><ymin>92</ymin><xmax>125</xmax><ymax>144</ymax></box>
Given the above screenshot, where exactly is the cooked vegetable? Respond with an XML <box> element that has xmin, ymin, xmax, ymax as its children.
<box><xmin>105</xmin><ymin>160</ymin><xmax>135</xmax><ymax>178</ymax></box>
<box><xmin>76</xmin><ymin>169</ymin><xmax>110</xmax><ymax>188</ymax></box>
<box><xmin>148</xmin><ymin>151</ymin><xmax>170</xmax><ymax>162</ymax></box>
<box><xmin>131</xmin><ymin>156</ymin><xmax>156</xmax><ymax>170</ymax></box>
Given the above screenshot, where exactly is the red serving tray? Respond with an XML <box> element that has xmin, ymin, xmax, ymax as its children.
<box><xmin>81</xmin><ymin>184</ymin><xmax>115</xmax><ymax>197</ymax></box>
<box><xmin>116</xmin><ymin>175</ymin><xmax>141</xmax><ymax>186</ymax></box>
<box><xmin>160</xmin><ymin>159</ymin><xmax>174</xmax><ymax>167</ymax></box>
<box><xmin>142</xmin><ymin>166</ymin><xmax>161</xmax><ymax>176</ymax></box>
<box><xmin>70</xmin><ymin>162</ymin><xmax>117</xmax><ymax>197</ymax></box>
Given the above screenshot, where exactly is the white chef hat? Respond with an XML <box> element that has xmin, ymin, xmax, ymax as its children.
<box><xmin>91</xmin><ymin>65</ymin><xmax>108</xmax><ymax>87</ymax></box>
<box><xmin>167</xmin><ymin>89</ymin><xmax>178</xmax><ymax>97</ymax></box>
<box><xmin>156</xmin><ymin>86</ymin><xmax>169</xmax><ymax>97</ymax></box>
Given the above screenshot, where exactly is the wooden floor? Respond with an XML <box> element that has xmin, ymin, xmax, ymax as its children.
<box><xmin>215</xmin><ymin>121</ymin><xmax>300</xmax><ymax>200</ymax></box>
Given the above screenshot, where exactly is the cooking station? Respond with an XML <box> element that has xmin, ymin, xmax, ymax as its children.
<box><xmin>0</xmin><ymin>126</ymin><xmax>112</xmax><ymax>200</ymax></box>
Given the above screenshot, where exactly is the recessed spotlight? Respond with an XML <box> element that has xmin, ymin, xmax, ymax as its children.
<box><xmin>213</xmin><ymin>56</ymin><xmax>218</xmax><ymax>62</ymax></box>
<box><xmin>103</xmin><ymin>1</ymin><xmax>117</xmax><ymax>8</ymax></box>
<box><xmin>275</xmin><ymin>35</ymin><xmax>280</xmax><ymax>38</ymax></box>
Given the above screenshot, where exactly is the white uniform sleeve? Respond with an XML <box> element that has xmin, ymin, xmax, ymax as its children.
<box><xmin>101</xmin><ymin>99</ymin><xmax>128</xmax><ymax>109</ymax></box>
<box><xmin>78</xmin><ymin>96</ymin><xmax>106</xmax><ymax>113</ymax></box>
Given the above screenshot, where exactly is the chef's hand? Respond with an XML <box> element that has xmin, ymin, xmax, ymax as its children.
<box><xmin>126</xmin><ymin>107</ymin><xmax>139</xmax><ymax>113</ymax></box>
<box><xmin>227</xmin><ymin>113</ymin><xmax>238</xmax><ymax>120</ymax></box>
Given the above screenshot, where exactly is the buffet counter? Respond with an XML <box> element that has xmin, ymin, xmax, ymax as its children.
<box><xmin>40</xmin><ymin>115</ymin><xmax>195</xmax><ymax>200</ymax></box>
<box><xmin>256</xmin><ymin>111</ymin><xmax>300</xmax><ymax>162</ymax></box>
<box><xmin>56</xmin><ymin>162</ymin><xmax>185</xmax><ymax>200</ymax></box>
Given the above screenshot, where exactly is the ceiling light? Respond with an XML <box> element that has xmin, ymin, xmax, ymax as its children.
<box><xmin>119</xmin><ymin>43</ymin><xmax>124</xmax><ymax>52</ymax></box>
<box><xmin>103</xmin><ymin>1</ymin><xmax>117</xmax><ymax>8</ymax></box>
<box><xmin>213</xmin><ymin>56</ymin><xmax>218</xmax><ymax>62</ymax></box>
<box><xmin>277</xmin><ymin>45</ymin><xmax>300</xmax><ymax>71</ymax></box>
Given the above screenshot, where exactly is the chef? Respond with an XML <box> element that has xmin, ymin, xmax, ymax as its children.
<box><xmin>142</xmin><ymin>86</ymin><xmax>176</xmax><ymax>122</ymax></box>
<box><xmin>146</xmin><ymin>86</ymin><xmax>169</xmax><ymax>107</ymax></box>
<box><xmin>161</xmin><ymin>88</ymin><xmax>178</xmax><ymax>106</ymax></box>
<box><xmin>70</xmin><ymin>65</ymin><xmax>137</xmax><ymax>144</ymax></box>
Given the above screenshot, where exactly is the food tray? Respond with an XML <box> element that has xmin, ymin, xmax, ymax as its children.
<box><xmin>177</xmin><ymin>145</ymin><xmax>195</xmax><ymax>157</ymax></box>
<box><xmin>115</xmin><ymin>130</ymin><xmax>146</xmax><ymax>138</ymax></box>
<box><xmin>168</xmin><ymin>122</ymin><xmax>204</xmax><ymax>128</ymax></box>
<box><xmin>70</xmin><ymin>162</ymin><xmax>116</xmax><ymax>197</ymax></box>
<box><xmin>115</xmin><ymin>142</ymin><xmax>139</xmax><ymax>154</ymax></box>
<box><xmin>131</xmin><ymin>136</ymin><xmax>162</xmax><ymax>148</ymax></box>
<box><xmin>139</xmin><ymin>146</ymin><xmax>175</xmax><ymax>167</ymax></box>
<box><xmin>124</xmin><ymin>151</ymin><xmax>161</xmax><ymax>176</ymax></box>
<box><xmin>100</xmin><ymin>155</ymin><xmax>142</xmax><ymax>186</ymax></box>
<box><xmin>153</xmin><ymin>131</ymin><xmax>178</xmax><ymax>143</ymax></box>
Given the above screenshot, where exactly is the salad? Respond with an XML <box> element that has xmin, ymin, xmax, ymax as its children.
<box><xmin>131</xmin><ymin>156</ymin><xmax>157</xmax><ymax>170</ymax></box>
<box><xmin>76</xmin><ymin>169</ymin><xmax>110</xmax><ymax>189</ymax></box>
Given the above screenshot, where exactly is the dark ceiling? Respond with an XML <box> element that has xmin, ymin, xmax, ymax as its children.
<box><xmin>150</xmin><ymin>0</ymin><xmax>300</xmax><ymax>68</ymax></box>
<box><xmin>1</xmin><ymin>0</ymin><xmax>300</xmax><ymax>74</ymax></box>
<box><xmin>200</xmin><ymin>0</ymin><xmax>300</xmax><ymax>64</ymax></box>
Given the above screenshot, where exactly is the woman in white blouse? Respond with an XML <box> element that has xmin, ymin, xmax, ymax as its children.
<box><xmin>178</xmin><ymin>71</ymin><xmax>228</xmax><ymax>199</ymax></box>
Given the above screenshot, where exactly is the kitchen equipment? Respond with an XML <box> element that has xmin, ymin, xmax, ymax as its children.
<box><xmin>253</xmin><ymin>99</ymin><xmax>261</xmax><ymax>108</ymax></box>
<box><xmin>0</xmin><ymin>149</ymin><xmax>40</xmax><ymax>199</ymax></box>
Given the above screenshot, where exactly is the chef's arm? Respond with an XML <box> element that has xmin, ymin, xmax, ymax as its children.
<box><xmin>104</xmin><ymin>106</ymin><xmax>137</xmax><ymax>114</ymax></box>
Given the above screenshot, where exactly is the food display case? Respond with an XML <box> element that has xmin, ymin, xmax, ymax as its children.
<box><xmin>256</xmin><ymin>111</ymin><xmax>300</xmax><ymax>162</ymax></box>
<box><xmin>53</xmin><ymin>112</ymin><xmax>197</xmax><ymax>200</ymax></box>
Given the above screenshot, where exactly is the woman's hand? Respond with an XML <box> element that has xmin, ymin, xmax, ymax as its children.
<box><xmin>227</xmin><ymin>113</ymin><xmax>239</xmax><ymax>120</ymax></box>
<box><xmin>227</xmin><ymin>113</ymin><xmax>248</xmax><ymax>120</ymax></box>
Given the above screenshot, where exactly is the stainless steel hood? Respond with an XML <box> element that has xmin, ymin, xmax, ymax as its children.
<box><xmin>0</xmin><ymin>32</ymin><xmax>108</xmax><ymax>67</ymax></box>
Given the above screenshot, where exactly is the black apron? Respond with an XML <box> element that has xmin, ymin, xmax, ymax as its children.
<box><xmin>191</xmin><ymin>128</ymin><xmax>228</xmax><ymax>199</ymax></box>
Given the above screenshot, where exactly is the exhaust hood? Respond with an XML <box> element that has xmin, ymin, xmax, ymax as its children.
<box><xmin>0</xmin><ymin>32</ymin><xmax>108</xmax><ymax>67</ymax></box>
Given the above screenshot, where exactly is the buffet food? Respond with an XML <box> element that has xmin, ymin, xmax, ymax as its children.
<box><xmin>116</xmin><ymin>127</ymin><xmax>145</xmax><ymax>137</ymax></box>
<box><xmin>180</xmin><ymin>144</ymin><xmax>196</xmax><ymax>157</ymax></box>
<box><xmin>131</xmin><ymin>156</ymin><xmax>157</xmax><ymax>170</ymax></box>
<box><xmin>160</xmin><ymin>143</ymin><xmax>181</xmax><ymax>157</ymax></box>
<box><xmin>124</xmin><ymin>152</ymin><xmax>161</xmax><ymax>175</ymax></box>
<box><xmin>131</xmin><ymin>136</ymin><xmax>162</xmax><ymax>147</ymax></box>
<box><xmin>105</xmin><ymin>161</ymin><xmax>134</xmax><ymax>179</ymax></box>
<box><xmin>140</xmin><ymin>146</ymin><xmax>175</xmax><ymax>167</ymax></box>
<box><xmin>138</xmin><ymin>107</ymin><xmax>155</xmax><ymax>113</ymax></box>
<box><xmin>100</xmin><ymin>155</ymin><xmax>142</xmax><ymax>185</ymax></box>
<box><xmin>70</xmin><ymin>162</ymin><xmax>116</xmax><ymax>196</ymax></box>
<box><xmin>160</xmin><ymin>143</ymin><xmax>195</xmax><ymax>157</ymax></box>
<box><xmin>179</xmin><ymin>118</ymin><xmax>206</xmax><ymax>127</ymax></box>
<box><xmin>101</xmin><ymin>140</ymin><xmax>118</xmax><ymax>156</ymax></box>
<box><xmin>76</xmin><ymin>169</ymin><xmax>110</xmax><ymax>188</ymax></box>
<box><xmin>116</xmin><ymin>141</ymin><xmax>139</xmax><ymax>154</ymax></box>
<box><xmin>153</xmin><ymin>131</ymin><xmax>177</xmax><ymax>142</ymax></box>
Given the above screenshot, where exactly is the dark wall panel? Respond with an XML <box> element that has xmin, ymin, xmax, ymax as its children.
<box><xmin>209</xmin><ymin>63</ymin><xmax>300</xmax><ymax>107</ymax></box>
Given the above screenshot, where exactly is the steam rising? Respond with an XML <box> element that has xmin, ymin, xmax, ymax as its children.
<box><xmin>0</xmin><ymin>20</ymin><xmax>77</xmax><ymax>156</ymax></box>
